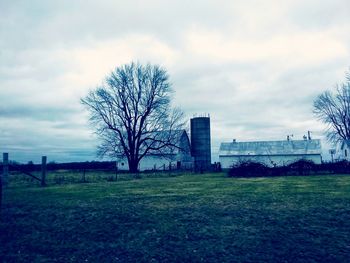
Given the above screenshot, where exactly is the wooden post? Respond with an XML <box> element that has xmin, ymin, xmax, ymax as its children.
<box><xmin>1</xmin><ymin>153</ymin><xmax>8</xmax><ymax>211</ymax></box>
<box><xmin>115</xmin><ymin>161</ymin><xmax>118</xmax><ymax>181</ymax></box>
<box><xmin>3</xmin><ymin>153</ymin><xmax>9</xmax><ymax>186</ymax></box>
<box><xmin>41</xmin><ymin>156</ymin><xmax>47</xmax><ymax>187</ymax></box>
<box><xmin>0</xmin><ymin>170</ymin><xmax>2</xmax><ymax>212</ymax></box>
<box><xmin>82</xmin><ymin>168</ymin><xmax>86</xmax><ymax>183</ymax></box>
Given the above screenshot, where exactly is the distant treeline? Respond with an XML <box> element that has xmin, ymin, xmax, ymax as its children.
<box><xmin>0</xmin><ymin>161</ymin><xmax>116</xmax><ymax>172</ymax></box>
<box><xmin>228</xmin><ymin>160</ymin><xmax>350</xmax><ymax>178</ymax></box>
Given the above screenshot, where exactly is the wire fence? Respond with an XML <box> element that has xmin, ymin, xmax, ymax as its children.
<box><xmin>0</xmin><ymin>153</ymin><xmax>201</xmax><ymax>188</ymax></box>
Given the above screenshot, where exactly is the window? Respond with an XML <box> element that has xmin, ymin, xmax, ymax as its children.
<box><xmin>345</xmin><ymin>149</ymin><xmax>348</xmax><ymax>157</ymax></box>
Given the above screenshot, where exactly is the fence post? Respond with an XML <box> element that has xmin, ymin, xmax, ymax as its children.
<box><xmin>3</xmin><ymin>153</ymin><xmax>9</xmax><ymax>186</ymax></box>
<box><xmin>41</xmin><ymin>156</ymin><xmax>47</xmax><ymax>187</ymax></box>
<box><xmin>1</xmin><ymin>153</ymin><xmax>8</xmax><ymax>211</ymax></box>
<box><xmin>81</xmin><ymin>168</ymin><xmax>86</xmax><ymax>183</ymax></box>
<box><xmin>115</xmin><ymin>161</ymin><xmax>118</xmax><ymax>181</ymax></box>
<box><xmin>0</xmin><ymin>170</ymin><xmax>2</xmax><ymax>212</ymax></box>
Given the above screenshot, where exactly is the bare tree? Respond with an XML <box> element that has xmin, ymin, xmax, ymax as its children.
<box><xmin>81</xmin><ymin>62</ymin><xmax>186</xmax><ymax>173</ymax></box>
<box><xmin>313</xmin><ymin>70</ymin><xmax>350</xmax><ymax>144</ymax></box>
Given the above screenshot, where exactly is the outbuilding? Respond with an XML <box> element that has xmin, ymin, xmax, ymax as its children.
<box><xmin>219</xmin><ymin>139</ymin><xmax>322</xmax><ymax>168</ymax></box>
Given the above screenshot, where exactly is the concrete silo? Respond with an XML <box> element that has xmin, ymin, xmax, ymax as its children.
<box><xmin>190</xmin><ymin>116</ymin><xmax>211</xmax><ymax>171</ymax></box>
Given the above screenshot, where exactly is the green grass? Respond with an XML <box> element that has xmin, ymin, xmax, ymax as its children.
<box><xmin>1</xmin><ymin>173</ymin><xmax>350</xmax><ymax>262</ymax></box>
<box><xmin>7</xmin><ymin>169</ymin><xmax>183</xmax><ymax>187</ymax></box>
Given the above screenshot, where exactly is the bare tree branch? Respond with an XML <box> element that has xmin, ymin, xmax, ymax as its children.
<box><xmin>81</xmin><ymin>62</ymin><xmax>185</xmax><ymax>172</ymax></box>
<box><xmin>313</xmin><ymin>69</ymin><xmax>350</xmax><ymax>144</ymax></box>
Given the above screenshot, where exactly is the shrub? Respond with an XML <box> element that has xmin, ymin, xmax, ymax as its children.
<box><xmin>330</xmin><ymin>160</ymin><xmax>350</xmax><ymax>174</ymax></box>
<box><xmin>228</xmin><ymin>161</ymin><xmax>270</xmax><ymax>177</ymax></box>
<box><xmin>286</xmin><ymin>159</ymin><xmax>316</xmax><ymax>175</ymax></box>
<box><xmin>228</xmin><ymin>159</ymin><xmax>318</xmax><ymax>178</ymax></box>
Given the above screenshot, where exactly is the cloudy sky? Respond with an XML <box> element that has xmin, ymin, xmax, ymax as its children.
<box><xmin>1</xmin><ymin>0</ymin><xmax>350</xmax><ymax>163</ymax></box>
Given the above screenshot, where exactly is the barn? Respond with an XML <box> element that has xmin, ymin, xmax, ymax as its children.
<box><xmin>116</xmin><ymin>116</ymin><xmax>211</xmax><ymax>172</ymax></box>
<box><xmin>336</xmin><ymin>140</ymin><xmax>350</xmax><ymax>161</ymax></box>
<box><xmin>219</xmin><ymin>139</ymin><xmax>322</xmax><ymax>168</ymax></box>
<box><xmin>116</xmin><ymin>129</ymin><xmax>193</xmax><ymax>171</ymax></box>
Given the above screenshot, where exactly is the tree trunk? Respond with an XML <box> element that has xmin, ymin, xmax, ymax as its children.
<box><xmin>128</xmin><ymin>159</ymin><xmax>139</xmax><ymax>174</ymax></box>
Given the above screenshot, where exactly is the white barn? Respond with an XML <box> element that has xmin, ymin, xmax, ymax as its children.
<box><xmin>219</xmin><ymin>139</ymin><xmax>322</xmax><ymax>168</ymax></box>
<box><xmin>116</xmin><ymin>130</ymin><xmax>193</xmax><ymax>171</ymax></box>
<box><xmin>336</xmin><ymin>140</ymin><xmax>350</xmax><ymax>161</ymax></box>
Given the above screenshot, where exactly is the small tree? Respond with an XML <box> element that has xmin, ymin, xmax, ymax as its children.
<box><xmin>81</xmin><ymin>62</ymin><xmax>185</xmax><ymax>173</ymax></box>
<box><xmin>313</xmin><ymin>70</ymin><xmax>350</xmax><ymax>144</ymax></box>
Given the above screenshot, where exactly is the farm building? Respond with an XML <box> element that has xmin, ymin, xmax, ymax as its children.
<box><xmin>116</xmin><ymin>116</ymin><xmax>211</xmax><ymax>171</ymax></box>
<box><xmin>336</xmin><ymin>140</ymin><xmax>350</xmax><ymax>161</ymax></box>
<box><xmin>116</xmin><ymin>129</ymin><xmax>193</xmax><ymax>171</ymax></box>
<box><xmin>219</xmin><ymin>138</ymin><xmax>322</xmax><ymax>168</ymax></box>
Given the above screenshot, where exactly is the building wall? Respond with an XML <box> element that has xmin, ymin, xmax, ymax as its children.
<box><xmin>337</xmin><ymin>142</ymin><xmax>350</xmax><ymax>161</ymax></box>
<box><xmin>117</xmin><ymin>155</ymin><xmax>176</xmax><ymax>171</ymax></box>
<box><xmin>178</xmin><ymin>130</ymin><xmax>193</xmax><ymax>164</ymax></box>
<box><xmin>219</xmin><ymin>154</ymin><xmax>322</xmax><ymax>168</ymax></box>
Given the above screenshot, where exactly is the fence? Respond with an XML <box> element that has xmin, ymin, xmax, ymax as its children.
<box><xmin>0</xmin><ymin>154</ymin><xmax>198</xmax><ymax>187</ymax></box>
<box><xmin>0</xmin><ymin>153</ymin><xmax>46</xmax><ymax>211</ymax></box>
<box><xmin>152</xmin><ymin>162</ymin><xmax>193</xmax><ymax>172</ymax></box>
<box><xmin>0</xmin><ymin>153</ymin><xmax>47</xmax><ymax>186</ymax></box>
<box><xmin>0</xmin><ymin>153</ymin><xmax>223</xmax><ymax>190</ymax></box>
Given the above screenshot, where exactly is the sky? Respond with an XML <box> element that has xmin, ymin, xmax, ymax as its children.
<box><xmin>1</xmin><ymin>0</ymin><xmax>350</xmax><ymax>163</ymax></box>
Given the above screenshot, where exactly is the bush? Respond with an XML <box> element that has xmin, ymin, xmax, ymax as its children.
<box><xmin>228</xmin><ymin>159</ymin><xmax>318</xmax><ymax>178</ymax></box>
<box><xmin>228</xmin><ymin>161</ymin><xmax>270</xmax><ymax>177</ymax></box>
<box><xmin>334</xmin><ymin>160</ymin><xmax>350</xmax><ymax>173</ymax></box>
<box><xmin>286</xmin><ymin>159</ymin><xmax>316</xmax><ymax>175</ymax></box>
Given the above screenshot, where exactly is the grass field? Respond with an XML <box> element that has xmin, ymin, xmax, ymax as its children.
<box><xmin>1</xmin><ymin>173</ymin><xmax>350</xmax><ymax>262</ymax></box>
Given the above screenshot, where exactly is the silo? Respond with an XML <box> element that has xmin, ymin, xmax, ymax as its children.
<box><xmin>190</xmin><ymin>116</ymin><xmax>211</xmax><ymax>171</ymax></box>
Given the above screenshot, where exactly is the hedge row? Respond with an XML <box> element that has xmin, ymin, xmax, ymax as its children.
<box><xmin>228</xmin><ymin>160</ymin><xmax>350</xmax><ymax>177</ymax></box>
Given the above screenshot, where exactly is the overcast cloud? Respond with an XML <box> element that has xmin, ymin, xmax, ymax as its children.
<box><xmin>1</xmin><ymin>0</ymin><xmax>350</xmax><ymax>163</ymax></box>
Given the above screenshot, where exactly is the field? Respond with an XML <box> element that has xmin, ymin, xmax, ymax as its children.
<box><xmin>1</xmin><ymin>172</ymin><xmax>350</xmax><ymax>262</ymax></box>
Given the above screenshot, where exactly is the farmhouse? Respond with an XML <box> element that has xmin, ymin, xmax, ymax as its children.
<box><xmin>219</xmin><ymin>138</ymin><xmax>322</xmax><ymax>168</ymax></box>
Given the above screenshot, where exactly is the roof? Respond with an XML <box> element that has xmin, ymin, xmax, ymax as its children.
<box><xmin>340</xmin><ymin>140</ymin><xmax>350</xmax><ymax>150</ymax></box>
<box><xmin>219</xmin><ymin>139</ymin><xmax>322</xmax><ymax>156</ymax></box>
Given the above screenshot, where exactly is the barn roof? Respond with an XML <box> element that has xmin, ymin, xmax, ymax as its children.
<box><xmin>340</xmin><ymin>140</ymin><xmax>350</xmax><ymax>150</ymax></box>
<box><xmin>219</xmin><ymin>139</ymin><xmax>321</xmax><ymax>156</ymax></box>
